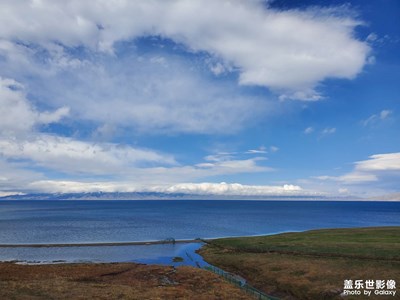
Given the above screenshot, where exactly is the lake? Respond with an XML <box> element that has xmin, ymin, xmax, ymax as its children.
<box><xmin>0</xmin><ymin>200</ymin><xmax>399</xmax><ymax>264</ymax></box>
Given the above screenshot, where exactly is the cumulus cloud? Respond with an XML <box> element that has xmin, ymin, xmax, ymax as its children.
<box><xmin>0</xmin><ymin>0</ymin><xmax>370</xmax><ymax>100</ymax></box>
<box><xmin>0</xmin><ymin>77</ymin><xmax>69</xmax><ymax>136</ymax></box>
<box><xmin>0</xmin><ymin>1</ymin><xmax>377</xmax><ymax>196</ymax></box>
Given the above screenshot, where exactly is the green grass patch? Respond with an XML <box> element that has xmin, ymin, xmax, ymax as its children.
<box><xmin>209</xmin><ymin>226</ymin><xmax>400</xmax><ymax>260</ymax></box>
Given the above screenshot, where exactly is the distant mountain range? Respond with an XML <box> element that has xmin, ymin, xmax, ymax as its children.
<box><xmin>0</xmin><ymin>192</ymin><xmax>365</xmax><ymax>201</ymax></box>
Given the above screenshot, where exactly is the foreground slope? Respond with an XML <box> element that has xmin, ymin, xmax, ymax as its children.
<box><xmin>0</xmin><ymin>263</ymin><xmax>251</xmax><ymax>300</ymax></box>
<box><xmin>199</xmin><ymin>227</ymin><xmax>400</xmax><ymax>300</ymax></box>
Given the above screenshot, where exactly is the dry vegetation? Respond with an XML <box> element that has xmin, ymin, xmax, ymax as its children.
<box><xmin>199</xmin><ymin>227</ymin><xmax>400</xmax><ymax>300</ymax></box>
<box><xmin>0</xmin><ymin>262</ymin><xmax>252</xmax><ymax>300</ymax></box>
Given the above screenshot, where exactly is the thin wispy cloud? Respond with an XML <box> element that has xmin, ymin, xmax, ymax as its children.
<box><xmin>314</xmin><ymin>153</ymin><xmax>400</xmax><ymax>186</ymax></box>
<box><xmin>246</xmin><ymin>146</ymin><xmax>268</xmax><ymax>154</ymax></box>
<box><xmin>361</xmin><ymin>109</ymin><xmax>393</xmax><ymax>127</ymax></box>
<box><xmin>321</xmin><ymin>127</ymin><xmax>336</xmax><ymax>136</ymax></box>
<box><xmin>270</xmin><ymin>146</ymin><xmax>279</xmax><ymax>153</ymax></box>
<box><xmin>304</xmin><ymin>127</ymin><xmax>314</xmax><ymax>134</ymax></box>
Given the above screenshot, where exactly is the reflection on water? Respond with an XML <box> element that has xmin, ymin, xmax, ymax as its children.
<box><xmin>0</xmin><ymin>242</ymin><xmax>209</xmax><ymax>267</ymax></box>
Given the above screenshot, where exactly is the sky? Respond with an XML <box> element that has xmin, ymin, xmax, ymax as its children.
<box><xmin>0</xmin><ymin>0</ymin><xmax>399</xmax><ymax>198</ymax></box>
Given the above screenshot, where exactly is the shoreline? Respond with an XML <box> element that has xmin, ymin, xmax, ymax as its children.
<box><xmin>0</xmin><ymin>231</ymin><xmax>289</xmax><ymax>248</ymax></box>
<box><xmin>0</xmin><ymin>230</ymin><xmax>303</xmax><ymax>248</ymax></box>
<box><xmin>0</xmin><ymin>238</ymin><xmax>207</xmax><ymax>248</ymax></box>
<box><xmin>1</xmin><ymin>225</ymin><xmax>398</xmax><ymax>248</ymax></box>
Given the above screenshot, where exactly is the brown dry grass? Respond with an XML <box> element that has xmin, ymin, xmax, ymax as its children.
<box><xmin>200</xmin><ymin>248</ymin><xmax>400</xmax><ymax>300</ymax></box>
<box><xmin>199</xmin><ymin>227</ymin><xmax>400</xmax><ymax>300</ymax></box>
<box><xmin>0</xmin><ymin>262</ymin><xmax>252</xmax><ymax>300</ymax></box>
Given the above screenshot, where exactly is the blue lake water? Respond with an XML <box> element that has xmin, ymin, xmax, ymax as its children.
<box><xmin>0</xmin><ymin>242</ymin><xmax>208</xmax><ymax>266</ymax></box>
<box><xmin>0</xmin><ymin>200</ymin><xmax>399</xmax><ymax>264</ymax></box>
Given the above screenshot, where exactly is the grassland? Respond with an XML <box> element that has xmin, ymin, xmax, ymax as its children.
<box><xmin>199</xmin><ymin>227</ymin><xmax>400</xmax><ymax>300</ymax></box>
<box><xmin>0</xmin><ymin>262</ymin><xmax>252</xmax><ymax>300</ymax></box>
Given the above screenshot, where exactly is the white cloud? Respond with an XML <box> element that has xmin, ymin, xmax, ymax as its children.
<box><xmin>270</xmin><ymin>146</ymin><xmax>279</xmax><ymax>153</ymax></box>
<box><xmin>0</xmin><ymin>135</ymin><xmax>272</xmax><ymax>192</ymax></box>
<box><xmin>7</xmin><ymin>52</ymin><xmax>268</xmax><ymax>134</ymax></box>
<box><xmin>246</xmin><ymin>146</ymin><xmax>278</xmax><ymax>154</ymax></box>
<box><xmin>246</xmin><ymin>150</ymin><xmax>267</xmax><ymax>154</ymax></box>
<box><xmin>164</xmin><ymin>182</ymin><xmax>308</xmax><ymax>196</ymax></box>
<box><xmin>0</xmin><ymin>0</ymin><xmax>370</xmax><ymax>100</ymax></box>
<box><xmin>116</xmin><ymin>157</ymin><xmax>271</xmax><ymax>187</ymax></box>
<box><xmin>0</xmin><ymin>159</ymin><xmax>44</xmax><ymax>192</ymax></box>
<box><xmin>0</xmin><ymin>191</ymin><xmax>25</xmax><ymax>197</ymax></box>
<box><xmin>304</xmin><ymin>126</ymin><xmax>314</xmax><ymax>134</ymax></box>
<box><xmin>366</xmin><ymin>33</ymin><xmax>378</xmax><ymax>42</ymax></box>
<box><xmin>246</xmin><ymin>146</ymin><xmax>267</xmax><ymax>154</ymax></box>
<box><xmin>337</xmin><ymin>172</ymin><xmax>378</xmax><ymax>183</ymax></box>
<box><xmin>210</xmin><ymin>62</ymin><xmax>227</xmax><ymax>76</ymax></box>
<box><xmin>28</xmin><ymin>180</ymin><xmax>136</xmax><ymax>194</ymax></box>
<box><xmin>361</xmin><ymin>109</ymin><xmax>393</xmax><ymax>126</ymax></box>
<box><xmin>0</xmin><ymin>135</ymin><xmax>175</xmax><ymax>175</ymax></box>
<box><xmin>354</xmin><ymin>153</ymin><xmax>400</xmax><ymax>172</ymax></box>
<box><xmin>92</xmin><ymin>123</ymin><xmax>118</xmax><ymax>141</ymax></box>
<box><xmin>195</xmin><ymin>157</ymin><xmax>271</xmax><ymax>174</ymax></box>
<box><xmin>8</xmin><ymin>157</ymin><xmax>273</xmax><ymax>194</ymax></box>
<box><xmin>315</xmin><ymin>172</ymin><xmax>378</xmax><ymax>184</ymax></box>
<box><xmin>315</xmin><ymin>152</ymin><xmax>400</xmax><ymax>185</ymax></box>
<box><xmin>204</xmin><ymin>152</ymin><xmax>236</xmax><ymax>162</ymax></box>
<box><xmin>0</xmin><ymin>77</ymin><xmax>69</xmax><ymax>136</ymax></box>
<box><xmin>380</xmin><ymin>110</ymin><xmax>392</xmax><ymax>119</ymax></box>
<box><xmin>321</xmin><ymin>127</ymin><xmax>336</xmax><ymax>135</ymax></box>
<box><xmin>26</xmin><ymin>180</ymin><xmax>316</xmax><ymax>197</ymax></box>
<box><xmin>0</xmin><ymin>1</ymin><xmax>378</xmax><ymax>196</ymax></box>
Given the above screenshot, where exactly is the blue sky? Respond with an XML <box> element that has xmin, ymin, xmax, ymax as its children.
<box><xmin>0</xmin><ymin>0</ymin><xmax>399</xmax><ymax>197</ymax></box>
